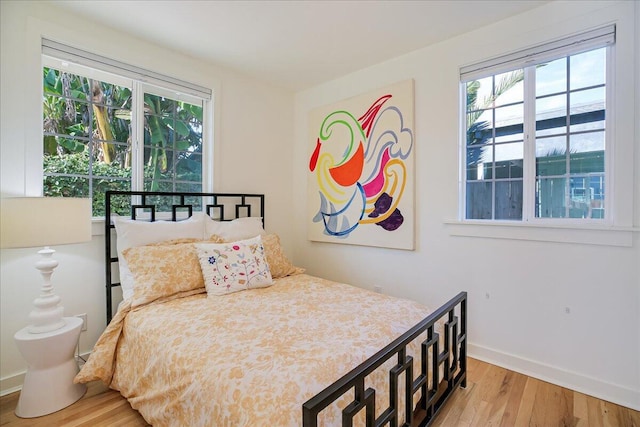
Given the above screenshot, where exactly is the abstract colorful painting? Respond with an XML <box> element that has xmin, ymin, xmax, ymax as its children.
<box><xmin>307</xmin><ymin>80</ymin><xmax>415</xmax><ymax>250</ymax></box>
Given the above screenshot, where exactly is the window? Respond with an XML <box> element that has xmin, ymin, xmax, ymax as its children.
<box><xmin>41</xmin><ymin>40</ymin><xmax>211</xmax><ymax>216</ymax></box>
<box><xmin>460</xmin><ymin>26</ymin><xmax>614</xmax><ymax>222</ymax></box>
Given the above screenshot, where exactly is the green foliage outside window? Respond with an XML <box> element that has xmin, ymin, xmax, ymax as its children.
<box><xmin>43</xmin><ymin>152</ymin><xmax>131</xmax><ymax>216</ymax></box>
<box><xmin>42</xmin><ymin>66</ymin><xmax>204</xmax><ymax>217</ymax></box>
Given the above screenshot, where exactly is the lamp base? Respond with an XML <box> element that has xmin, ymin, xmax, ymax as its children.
<box><xmin>28</xmin><ymin>317</ymin><xmax>66</xmax><ymax>334</ymax></box>
<box><xmin>28</xmin><ymin>247</ymin><xmax>65</xmax><ymax>334</ymax></box>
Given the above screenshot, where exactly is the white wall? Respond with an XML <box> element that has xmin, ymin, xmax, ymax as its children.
<box><xmin>0</xmin><ymin>1</ymin><xmax>294</xmax><ymax>394</ymax></box>
<box><xmin>2</xmin><ymin>0</ymin><xmax>638</xmax><ymax>412</ymax></box>
<box><xmin>293</xmin><ymin>0</ymin><xmax>639</xmax><ymax>410</ymax></box>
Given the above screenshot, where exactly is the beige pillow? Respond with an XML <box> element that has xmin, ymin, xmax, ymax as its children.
<box><xmin>114</xmin><ymin>213</ymin><xmax>206</xmax><ymax>300</ymax></box>
<box><xmin>261</xmin><ymin>234</ymin><xmax>305</xmax><ymax>278</ymax></box>
<box><xmin>123</xmin><ymin>242</ymin><xmax>205</xmax><ymax>308</ymax></box>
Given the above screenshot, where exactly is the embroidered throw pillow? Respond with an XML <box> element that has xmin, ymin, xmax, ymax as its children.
<box><xmin>207</xmin><ymin>233</ymin><xmax>304</xmax><ymax>279</ymax></box>
<box><xmin>195</xmin><ymin>235</ymin><xmax>273</xmax><ymax>296</ymax></box>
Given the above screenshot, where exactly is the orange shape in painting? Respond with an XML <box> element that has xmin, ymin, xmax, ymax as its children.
<box><xmin>329</xmin><ymin>143</ymin><xmax>364</xmax><ymax>187</ymax></box>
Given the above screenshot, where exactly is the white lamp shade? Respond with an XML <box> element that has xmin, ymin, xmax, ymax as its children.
<box><xmin>0</xmin><ymin>197</ymin><xmax>92</xmax><ymax>249</ymax></box>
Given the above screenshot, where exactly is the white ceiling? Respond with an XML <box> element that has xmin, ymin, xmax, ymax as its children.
<box><xmin>48</xmin><ymin>0</ymin><xmax>550</xmax><ymax>91</ymax></box>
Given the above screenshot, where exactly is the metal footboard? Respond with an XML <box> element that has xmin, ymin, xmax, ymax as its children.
<box><xmin>303</xmin><ymin>291</ymin><xmax>467</xmax><ymax>427</ymax></box>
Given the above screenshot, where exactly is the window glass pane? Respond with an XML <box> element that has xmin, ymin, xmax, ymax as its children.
<box><xmin>570</xmin><ymin>87</ymin><xmax>605</xmax><ymax>112</ymax></box>
<box><xmin>42</xmin><ymin>54</ymin><xmax>209</xmax><ymax>218</ymax></box>
<box><xmin>466</xmin><ymin>113</ymin><xmax>492</xmax><ymax>146</ymax></box>
<box><xmin>145</xmin><ymin>148</ymin><xmax>175</xmax><ymax>182</ymax></box>
<box><xmin>91</xmin><ymin>82</ymin><xmax>131</xmax><ymax>160</ymax></box>
<box><xmin>495</xmin><ymin>180</ymin><xmax>522</xmax><ymax>220</ymax></box>
<box><xmin>93</xmin><ymin>178</ymin><xmax>131</xmax><ymax>217</ymax></box>
<box><xmin>590</xmin><ymin>175</ymin><xmax>605</xmax><ymax>201</ymax></box>
<box><xmin>536</xmin><ymin>94</ymin><xmax>567</xmax><ymax>137</ymax></box>
<box><xmin>467</xmin><ymin>77</ymin><xmax>492</xmax><ymax>113</ymax></box>
<box><xmin>494</xmin><ymin>104</ymin><xmax>523</xmax><ymax>142</ymax></box>
<box><xmin>466</xmin><ymin>146</ymin><xmax>492</xmax><ymax>181</ymax></box>
<box><xmin>466</xmin><ymin>182</ymin><xmax>492</xmax><ymax>219</ymax></box>
<box><xmin>570</xmin><ymin>48</ymin><xmax>605</xmax><ymax>91</ymax></box>
<box><xmin>462</xmin><ymin>42</ymin><xmax>607</xmax><ymax>223</ymax></box>
<box><xmin>143</xmin><ymin>94</ymin><xmax>203</xmax><ymax>192</ymax></box>
<box><xmin>495</xmin><ymin>141</ymin><xmax>521</xmax><ymax>162</ymax></box>
<box><xmin>467</xmin><ymin>162</ymin><xmax>493</xmax><ymax>181</ymax></box>
<box><xmin>466</xmin><ymin>147</ymin><xmax>492</xmax><ymax>181</ymax></box>
<box><xmin>43</xmin><ymin>176</ymin><xmax>90</xmax><ymax>198</ymax></box>
<box><xmin>494</xmin><ymin>142</ymin><xmax>523</xmax><ymax>179</ymax></box>
<box><xmin>569</xmin><ymin>87</ymin><xmax>605</xmax><ymax>133</ymax></box>
<box><xmin>536</xmin><ymin>177</ymin><xmax>566</xmax><ymax>218</ymax></box>
<box><xmin>494</xmin><ymin>70</ymin><xmax>524</xmax><ymax>107</ymax></box>
<box><xmin>43</xmin><ymin>96</ymin><xmax>91</xmax><ymax>139</ymax></box>
<box><xmin>43</xmin><ymin>67</ymin><xmax>132</xmax><ymax>216</ymax></box>
<box><xmin>144</xmin><ymin>180</ymin><xmax>165</xmax><ymax>192</ymax></box>
<box><xmin>495</xmin><ymin>126</ymin><xmax>523</xmax><ymax>144</ymax></box>
<box><xmin>570</xmin><ymin>118</ymin><xmax>604</xmax><ymax>134</ymax></box>
<box><xmin>43</xmin><ymin>134</ymin><xmax>87</xmax><ymax>156</ymax></box>
<box><xmin>176</xmin><ymin>152</ymin><xmax>202</xmax><ymax>181</ymax></box>
<box><xmin>466</xmin><ymin>80</ymin><xmax>479</xmax><ymax>112</ymax></box>
<box><xmin>176</xmin><ymin>182</ymin><xmax>203</xmax><ymax>193</ymax></box>
<box><xmin>569</xmin><ymin>176</ymin><xmax>600</xmax><ymax>218</ymax></box>
<box><xmin>495</xmin><ymin>159</ymin><xmax>523</xmax><ymax>179</ymax></box>
<box><xmin>569</xmin><ymin>132</ymin><xmax>605</xmax><ymax>174</ymax></box>
<box><xmin>98</xmin><ymin>107</ymin><xmax>132</xmax><ymax>146</ymax></box>
<box><xmin>536</xmin><ymin>135</ymin><xmax>567</xmax><ymax>176</ymax></box>
<box><xmin>536</xmin><ymin>57</ymin><xmax>566</xmax><ymax>97</ymax></box>
<box><xmin>585</xmin><ymin>174</ymin><xmax>606</xmax><ymax>219</ymax></box>
<box><xmin>484</xmin><ymin>162</ymin><xmax>493</xmax><ymax>180</ymax></box>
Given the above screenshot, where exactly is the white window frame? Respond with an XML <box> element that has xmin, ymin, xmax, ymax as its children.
<box><xmin>41</xmin><ymin>40</ymin><xmax>213</xmax><ymax>217</ymax></box>
<box><xmin>448</xmin><ymin>25</ymin><xmax>635</xmax><ymax>247</ymax></box>
<box><xmin>459</xmin><ymin>46</ymin><xmax>612</xmax><ymax>225</ymax></box>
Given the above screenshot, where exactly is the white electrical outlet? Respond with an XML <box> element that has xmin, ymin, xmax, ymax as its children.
<box><xmin>76</xmin><ymin>313</ymin><xmax>88</xmax><ymax>331</ymax></box>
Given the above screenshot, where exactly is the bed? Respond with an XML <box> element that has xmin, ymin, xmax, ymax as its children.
<box><xmin>75</xmin><ymin>190</ymin><xmax>467</xmax><ymax>427</ymax></box>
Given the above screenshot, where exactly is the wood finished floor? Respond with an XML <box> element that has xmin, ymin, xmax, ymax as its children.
<box><xmin>1</xmin><ymin>358</ymin><xmax>638</xmax><ymax>426</ymax></box>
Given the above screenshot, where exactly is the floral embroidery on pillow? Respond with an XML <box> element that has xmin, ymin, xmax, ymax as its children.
<box><xmin>195</xmin><ymin>235</ymin><xmax>273</xmax><ymax>296</ymax></box>
<box><xmin>208</xmin><ymin>233</ymin><xmax>304</xmax><ymax>279</ymax></box>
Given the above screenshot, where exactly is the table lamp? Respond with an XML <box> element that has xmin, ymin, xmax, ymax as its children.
<box><xmin>0</xmin><ymin>197</ymin><xmax>91</xmax><ymax>333</ymax></box>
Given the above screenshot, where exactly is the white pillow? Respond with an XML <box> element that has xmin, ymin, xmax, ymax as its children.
<box><xmin>114</xmin><ymin>212</ymin><xmax>205</xmax><ymax>300</ymax></box>
<box><xmin>204</xmin><ymin>216</ymin><xmax>265</xmax><ymax>241</ymax></box>
<box><xmin>195</xmin><ymin>235</ymin><xmax>273</xmax><ymax>296</ymax></box>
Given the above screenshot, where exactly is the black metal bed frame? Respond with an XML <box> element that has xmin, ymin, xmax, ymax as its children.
<box><xmin>104</xmin><ymin>190</ymin><xmax>467</xmax><ymax>427</ymax></box>
<box><xmin>303</xmin><ymin>291</ymin><xmax>466</xmax><ymax>427</ymax></box>
<box><xmin>104</xmin><ymin>190</ymin><xmax>265</xmax><ymax>322</ymax></box>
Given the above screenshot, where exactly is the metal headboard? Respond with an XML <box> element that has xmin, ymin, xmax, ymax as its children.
<box><xmin>104</xmin><ymin>190</ymin><xmax>265</xmax><ymax>324</ymax></box>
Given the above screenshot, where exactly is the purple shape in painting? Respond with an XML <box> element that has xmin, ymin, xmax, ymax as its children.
<box><xmin>368</xmin><ymin>192</ymin><xmax>404</xmax><ymax>231</ymax></box>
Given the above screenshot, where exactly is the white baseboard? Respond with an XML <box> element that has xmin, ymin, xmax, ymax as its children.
<box><xmin>0</xmin><ymin>352</ymin><xmax>91</xmax><ymax>397</ymax></box>
<box><xmin>4</xmin><ymin>346</ymin><xmax>638</xmax><ymax>411</ymax></box>
<box><xmin>0</xmin><ymin>373</ymin><xmax>24</xmax><ymax>397</ymax></box>
<box><xmin>468</xmin><ymin>343</ymin><xmax>640</xmax><ymax>411</ymax></box>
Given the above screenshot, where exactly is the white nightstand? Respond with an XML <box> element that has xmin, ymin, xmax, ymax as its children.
<box><xmin>14</xmin><ymin>316</ymin><xmax>87</xmax><ymax>418</ymax></box>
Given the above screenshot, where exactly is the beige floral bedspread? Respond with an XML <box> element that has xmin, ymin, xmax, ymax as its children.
<box><xmin>76</xmin><ymin>274</ymin><xmax>433</xmax><ymax>427</ymax></box>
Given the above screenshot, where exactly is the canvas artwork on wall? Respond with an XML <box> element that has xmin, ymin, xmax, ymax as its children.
<box><xmin>307</xmin><ymin>79</ymin><xmax>415</xmax><ymax>250</ymax></box>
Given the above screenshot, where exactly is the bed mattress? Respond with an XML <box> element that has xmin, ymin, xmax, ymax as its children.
<box><xmin>76</xmin><ymin>274</ymin><xmax>432</xmax><ymax>426</ymax></box>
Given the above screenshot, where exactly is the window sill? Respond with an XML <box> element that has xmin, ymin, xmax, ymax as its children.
<box><xmin>443</xmin><ymin>220</ymin><xmax>638</xmax><ymax>247</ymax></box>
<box><xmin>91</xmin><ymin>218</ymin><xmax>106</xmax><ymax>236</ymax></box>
